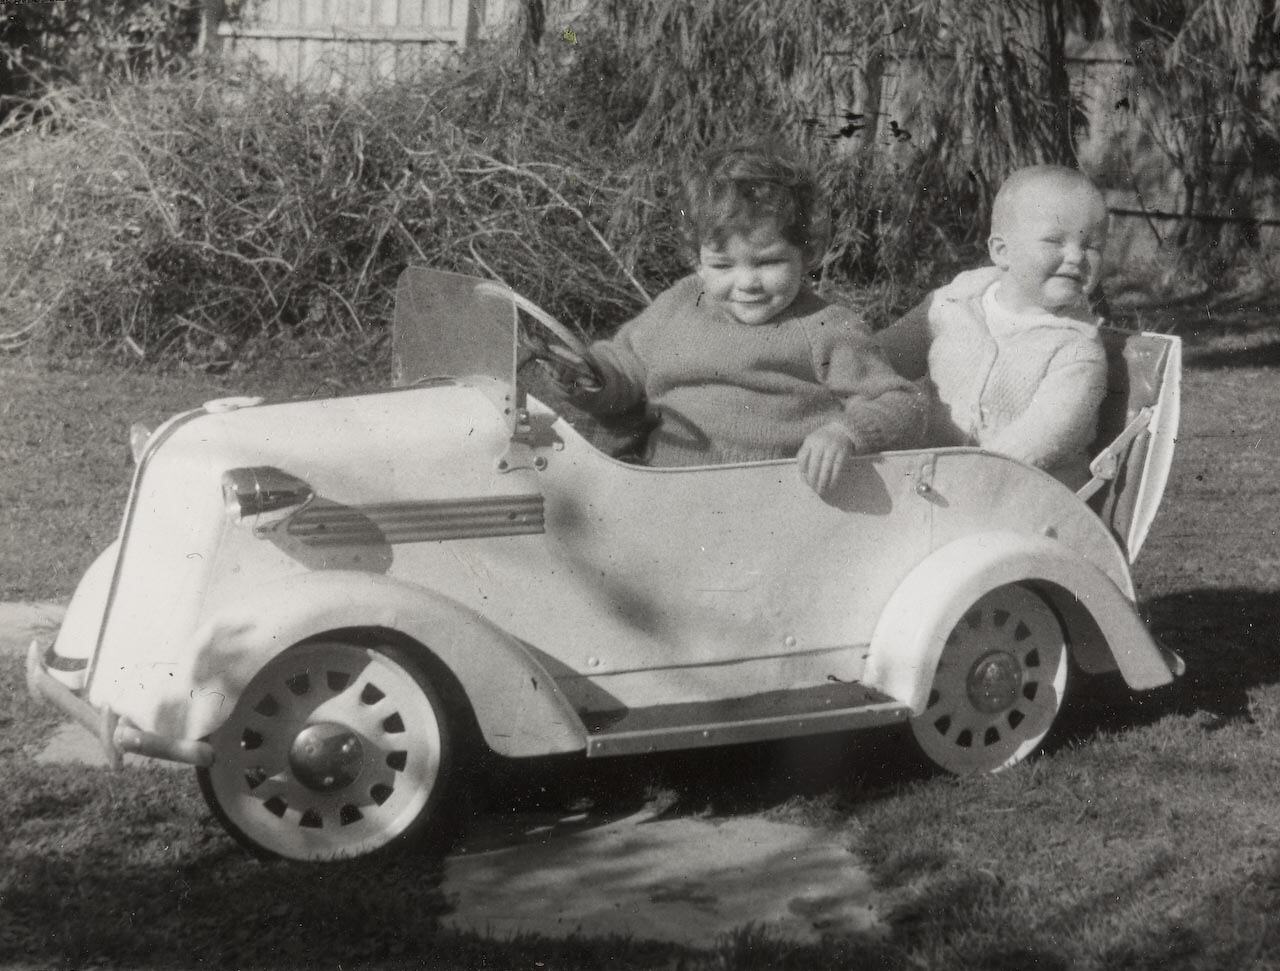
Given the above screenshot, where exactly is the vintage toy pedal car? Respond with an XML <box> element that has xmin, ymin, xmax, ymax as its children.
<box><xmin>28</xmin><ymin>267</ymin><xmax>1184</xmax><ymax>861</ymax></box>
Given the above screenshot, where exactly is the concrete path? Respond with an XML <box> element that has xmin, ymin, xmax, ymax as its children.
<box><xmin>443</xmin><ymin>809</ymin><xmax>883</xmax><ymax>943</ymax></box>
<box><xmin>5</xmin><ymin>600</ymin><xmax>886</xmax><ymax>945</ymax></box>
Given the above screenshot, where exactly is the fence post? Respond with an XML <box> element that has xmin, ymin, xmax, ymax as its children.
<box><xmin>198</xmin><ymin>0</ymin><xmax>227</xmax><ymax>55</ymax></box>
<box><xmin>465</xmin><ymin>0</ymin><xmax>488</xmax><ymax>48</ymax></box>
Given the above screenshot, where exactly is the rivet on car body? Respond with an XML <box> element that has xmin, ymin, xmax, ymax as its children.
<box><xmin>784</xmin><ymin>635</ymin><xmax>797</xmax><ymax>647</ymax></box>
<box><xmin>587</xmin><ymin>656</ymin><xmax>600</xmax><ymax>667</ymax></box>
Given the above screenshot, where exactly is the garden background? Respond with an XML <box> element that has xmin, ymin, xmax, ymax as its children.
<box><xmin>2</xmin><ymin>0</ymin><xmax>1280</xmax><ymax>368</ymax></box>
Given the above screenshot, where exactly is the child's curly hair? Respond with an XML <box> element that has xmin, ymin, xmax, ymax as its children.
<box><xmin>681</xmin><ymin>142</ymin><xmax>831</xmax><ymax>268</ymax></box>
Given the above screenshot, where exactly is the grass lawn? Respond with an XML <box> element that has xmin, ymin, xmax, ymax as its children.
<box><xmin>1</xmin><ymin>316</ymin><xmax>1279</xmax><ymax>970</ymax></box>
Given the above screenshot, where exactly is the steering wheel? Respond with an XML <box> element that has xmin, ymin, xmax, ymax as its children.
<box><xmin>475</xmin><ymin>281</ymin><xmax>602</xmax><ymax>392</ymax></box>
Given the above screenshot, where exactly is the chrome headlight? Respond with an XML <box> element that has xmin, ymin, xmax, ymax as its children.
<box><xmin>222</xmin><ymin>467</ymin><xmax>315</xmax><ymax>523</ymax></box>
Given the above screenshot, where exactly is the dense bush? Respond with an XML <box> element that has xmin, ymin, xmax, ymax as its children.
<box><xmin>4</xmin><ymin>0</ymin><xmax>1278</xmax><ymax>365</ymax></box>
<box><xmin>4</xmin><ymin>6</ymin><xmax>1013</xmax><ymax>365</ymax></box>
<box><xmin>3</xmin><ymin>61</ymin><xmax>687</xmax><ymax>365</ymax></box>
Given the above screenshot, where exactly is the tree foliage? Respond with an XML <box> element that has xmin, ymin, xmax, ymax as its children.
<box><xmin>1100</xmin><ymin>0</ymin><xmax>1280</xmax><ymax>253</ymax></box>
<box><xmin>510</xmin><ymin>0</ymin><xmax>1280</xmax><ymax>289</ymax></box>
<box><xmin>547</xmin><ymin>0</ymin><xmax>1080</xmax><ymax>287</ymax></box>
<box><xmin>0</xmin><ymin>0</ymin><xmax>201</xmax><ymax>119</ymax></box>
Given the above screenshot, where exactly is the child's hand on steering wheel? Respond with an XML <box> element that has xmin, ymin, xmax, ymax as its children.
<box><xmin>539</xmin><ymin>344</ymin><xmax>604</xmax><ymax>398</ymax></box>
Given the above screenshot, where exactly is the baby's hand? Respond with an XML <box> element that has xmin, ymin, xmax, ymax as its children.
<box><xmin>798</xmin><ymin>424</ymin><xmax>854</xmax><ymax>497</ymax></box>
<box><xmin>538</xmin><ymin>344</ymin><xmax>604</xmax><ymax>398</ymax></box>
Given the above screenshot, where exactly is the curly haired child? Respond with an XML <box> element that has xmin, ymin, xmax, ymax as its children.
<box><xmin>551</xmin><ymin>142</ymin><xmax>925</xmax><ymax>497</ymax></box>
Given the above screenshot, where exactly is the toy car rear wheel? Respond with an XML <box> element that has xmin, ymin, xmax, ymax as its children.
<box><xmin>909</xmin><ymin>584</ymin><xmax>1067</xmax><ymax>774</ymax></box>
<box><xmin>197</xmin><ymin>639</ymin><xmax>452</xmax><ymax>861</ymax></box>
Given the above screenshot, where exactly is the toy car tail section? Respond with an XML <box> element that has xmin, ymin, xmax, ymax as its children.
<box><xmin>1124</xmin><ymin>335</ymin><xmax>1180</xmax><ymax>559</ymax></box>
<box><xmin>864</xmin><ymin>532</ymin><xmax>1180</xmax><ymax>713</ymax></box>
<box><xmin>1082</xmin><ymin>330</ymin><xmax>1181</xmax><ymax>562</ymax></box>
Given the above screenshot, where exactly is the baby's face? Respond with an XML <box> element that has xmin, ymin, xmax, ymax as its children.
<box><xmin>990</xmin><ymin>183</ymin><xmax>1108</xmax><ymax>314</ymax></box>
<box><xmin>697</xmin><ymin>221</ymin><xmax>808</xmax><ymax>326</ymax></box>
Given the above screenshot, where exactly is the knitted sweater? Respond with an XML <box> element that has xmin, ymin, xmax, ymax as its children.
<box><xmin>875</xmin><ymin>266</ymin><xmax>1107</xmax><ymax>485</ymax></box>
<box><xmin>581</xmin><ymin>275</ymin><xmax>925</xmax><ymax>467</ymax></box>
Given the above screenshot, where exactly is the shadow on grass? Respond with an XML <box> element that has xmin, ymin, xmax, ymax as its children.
<box><xmin>0</xmin><ymin>846</ymin><xmax>452</xmax><ymax>969</ymax></box>
<box><xmin>1110</xmin><ymin>297</ymin><xmax>1280</xmax><ymax>342</ymax></box>
<box><xmin>1051</xmin><ymin>586</ymin><xmax>1280</xmax><ymax>746</ymax></box>
<box><xmin>1185</xmin><ymin>340</ymin><xmax>1280</xmax><ymax>369</ymax></box>
<box><xmin>479</xmin><ymin>722</ymin><xmax>928</xmax><ymax>824</ymax></box>
<box><xmin>0</xmin><ymin>837</ymin><xmax>722</xmax><ymax>970</ymax></box>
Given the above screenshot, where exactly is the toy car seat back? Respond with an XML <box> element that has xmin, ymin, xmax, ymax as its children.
<box><xmin>392</xmin><ymin>267</ymin><xmax>517</xmax><ymax>388</ymax></box>
<box><xmin>1082</xmin><ymin>328</ymin><xmax>1181</xmax><ymax>561</ymax></box>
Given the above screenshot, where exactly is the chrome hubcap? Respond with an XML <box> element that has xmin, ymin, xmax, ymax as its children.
<box><xmin>289</xmin><ymin>722</ymin><xmax>364</xmax><ymax>792</ymax></box>
<box><xmin>966</xmin><ymin>651</ymin><xmax>1022</xmax><ymax>713</ymax></box>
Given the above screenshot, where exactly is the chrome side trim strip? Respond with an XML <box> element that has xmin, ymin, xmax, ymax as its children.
<box><xmin>286</xmin><ymin>494</ymin><xmax>545</xmax><ymax>545</ymax></box>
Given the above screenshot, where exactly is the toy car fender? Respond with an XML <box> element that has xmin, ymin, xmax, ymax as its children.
<box><xmin>179</xmin><ymin>570</ymin><xmax>585</xmax><ymax>758</ymax></box>
<box><xmin>864</xmin><ymin>530</ymin><xmax>1180</xmax><ymax>714</ymax></box>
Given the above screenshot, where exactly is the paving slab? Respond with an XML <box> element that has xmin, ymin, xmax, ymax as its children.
<box><xmin>442</xmin><ymin>809</ymin><xmax>885</xmax><ymax>944</ymax></box>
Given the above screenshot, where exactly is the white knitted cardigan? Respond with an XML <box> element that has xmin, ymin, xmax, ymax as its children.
<box><xmin>876</xmin><ymin>266</ymin><xmax>1107</xmax><ymax>486</ymax></box>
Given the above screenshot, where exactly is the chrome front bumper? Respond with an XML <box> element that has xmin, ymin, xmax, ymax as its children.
<box><xmin>25</xmin><ymin>640</ymin><xmax>214</xmax><ymax>768</ymax></box>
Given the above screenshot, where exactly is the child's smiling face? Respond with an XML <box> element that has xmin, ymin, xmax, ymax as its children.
<box><xmin>696</xmin><ymin>220</ymin><xmax>810</xmax><ymax>326</ymax></box>
<box><xmin>989</xmin><ymin>180</ymin><xmax>1108</xmax><ymax>315</ymax></box>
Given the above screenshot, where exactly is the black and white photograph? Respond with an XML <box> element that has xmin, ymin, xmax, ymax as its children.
<box><xmin>1</xmin><ymin>1</ymin><xmax>1277</xmax><ymax>967</ymax></box>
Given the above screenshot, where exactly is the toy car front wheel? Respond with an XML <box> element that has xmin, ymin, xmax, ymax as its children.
<box><xmin>910</xmin><ymin>584</ymin><xmax>1067</xmax><ymax>774</ymax></box>
<box><xmin>197</xmin><ymin>640</ymin><xmax>453</xmax><ymax>861</ymax></box>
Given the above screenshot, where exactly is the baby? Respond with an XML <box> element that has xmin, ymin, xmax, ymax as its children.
<box><xmin>875</xmin><ymin>164</ymin><xmax>1110</xmax><ymax>487</ymax></box>
<box><xmin>551</xmin><ymin>143</ymin><xmax>925</xmax><ymax>497</ymax></box>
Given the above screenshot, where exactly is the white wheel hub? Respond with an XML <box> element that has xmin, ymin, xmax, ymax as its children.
<box><xmin>910</xmin><ymin>585</ymin><xmax>1068</xmax><ymax>774</ymax></box>
<box><xmin>203</xmin><ymin>641</ymin><xmax>446</xmax><ymax>860</ymax></box>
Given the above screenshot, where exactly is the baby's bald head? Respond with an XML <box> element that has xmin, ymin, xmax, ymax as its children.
<box><xmin>990</xmin><ymin>165</ymin><xmax>1106</xmax><ymax>238</ymax></box>
<box><xmin>987</xmin><ymin>165</ymin><xmax>1109</xmax><ymax>314</ymax></box>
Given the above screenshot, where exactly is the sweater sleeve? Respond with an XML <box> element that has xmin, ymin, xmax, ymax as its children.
<box><xmin>581</xmin><ymin>322</ymin><xmax>648</xmax><ymax>415</ymax></box>
<box><xmin>812</xmin><ymin>317</ymin><xmax>929</xmax><ymax>453</ymax></box>
<box><xmin>576</xmin><ymin>279</ymin><xmax>689</xmax><ymax>415</ymax></box>
<box><xmin>982</xmin><ymin>337</ymin><xmax>1108</xmax><ymax>468</ymax></box>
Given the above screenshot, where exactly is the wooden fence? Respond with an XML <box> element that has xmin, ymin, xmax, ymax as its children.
<box><xmin>205</xmin><ymin>0</ymin><xmax>519</xmax><ymax>85</ymax></box>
